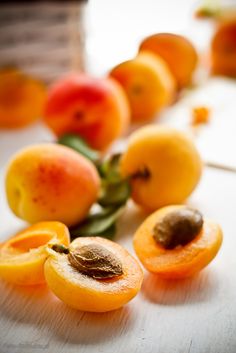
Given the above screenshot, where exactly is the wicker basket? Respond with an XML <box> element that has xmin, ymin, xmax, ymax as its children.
<box><xmin>0</xmin><ymin>1</ymin><xmax>86</xmax><ymax>83</ymax></box>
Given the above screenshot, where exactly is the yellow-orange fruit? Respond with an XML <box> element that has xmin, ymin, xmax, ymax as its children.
<box><xmin>133</xmin><ymin>205</ymin><xmax>223</xmax><ymax>279</ymax></box>
<box><xmin>5</xmin><ymin>144</ymin><xmax>100</xmax><ymax>226</ymax></box>
<box><xmin>0</xmin><ymin>222</ymin><xmax>70</xmax><ymax>285</ymax></box>
<box><xmin>44</xmin><ymin>74</ymin><xmax>130</xmax><ymax>150</ymax></box>
<box><xmin>211</xmin><ymin>19</ymin><xmax>236</xmax><ymax>77</ymax></box>
<box><xmin>139</xmin><ymin>33</ymin><xmax>198</xmax><ymax>89</ymax></box>
<box><xmin>0</xmin><ymin>68</ymin><xmax>46</xmax><ymax>128</ymax></box>
<box><xmin>110</xmin><ymin>51</ymin><xmax>175</xmax><ymax>122</ymax></box>
<box><xmin>44</xmin><ymin>237</ymin><xmax>143</xmax><ymax>312</ymax></box>
<box><xmin>120</xmin><ymin>125</ymin><xmax>202</xmax><ymax>211</ymax></box>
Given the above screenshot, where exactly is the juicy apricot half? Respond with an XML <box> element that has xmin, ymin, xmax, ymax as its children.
<box><xmin>133</xmin><ymin>205</ymin><xmax>223</xmax><ymax>279</ymax></box>
<box><xmin>44</xmin><ymin>237</ymin><xmax>143</xmax><ymax>312</ymax></box>
<box><xmin>0</xmin><ymin>222</ymin><xmax>70</xmax><ymax>285</ymax></box>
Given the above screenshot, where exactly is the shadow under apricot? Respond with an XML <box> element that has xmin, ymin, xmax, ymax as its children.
<box><xmin>141</xmin><ymin>269</ymin><xmax>220</xmax><ymax>306</ymax></box>
<box><xmin>0</xmin><ymin>280</ymin><xmax>136</xmax><ymax>345</ymax></box>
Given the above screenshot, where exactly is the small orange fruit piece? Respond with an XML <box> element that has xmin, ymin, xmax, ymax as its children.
<box><xmin>44</xmin><ymin>236</ymin><xmax>143</xmax><ymax>312</ymax></box>
<box><xmin>0</xmin><ymin>222</ymin><xmax>70</xmax><ymax>285</ymax></box>
<box><xmin>133</xmin><ymin>205</ymin><xmax>223</xmax><ymax>279</ymax></box>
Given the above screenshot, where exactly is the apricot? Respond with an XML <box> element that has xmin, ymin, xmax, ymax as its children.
<box><xmin>109</xmin><ymin>51</ymin><xmax>175</xmax><ymax>122</ymax></box>
<box><xmin>139</xmin><ymin>33</ymin><xmax>198</xmax><ymax>89</ymax></box>
<box><xmin>5</xmin><ymin>144</ymin><xmax>100</xmax><ymax>226</ymax></box>
<box><xmin>211</xmin><ymin>19</ymin><xmax>236</xmax><ymax>77</ymax></box>
<box><xmin>0</xmin><ymin>68</ymin><xmax>47</xmax><ymax>129</ymax></box>
<box><xmin>44</xmin><ymin>74</ymin><xmax>130</xmax><ymax>150</ymax></box>
<box><xmin>120</xmin><ymin>125</ymin><xmax>202</xmax><ymax>211</ymax></box>
<box><xmin>0</xmin><ymin>222</ymin><xmax>70</xmax><ymax>285</ymax></box>
<box><xmin>133</xmin><ymin>205</ymin><xmax>223</xmax><ymax>279</ymax></box>
<box><xmin>44</xmin><ymin>237</ymin><xmax>143</xmax><ymax>312</ymax></box>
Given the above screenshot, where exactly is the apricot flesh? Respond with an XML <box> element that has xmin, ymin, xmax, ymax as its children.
<box><xmin>139</xmin><ymin>33</ymin><xmax>198</xmax><ymax>89</ymax></box>
<box><xmin>44</xmin><ymin>237</ymin><xmax>143</xmax><ymax>312</ymax></box>
<box><xmin>120</xmin><ymin>125</ymin><xmax>202</xmax><ymax>211</ymax></box>
<box><xmin>110</xmin><ymin>51</ymin><xmax>175</xmax><ymax>122</ymax></box>
<box><xmin>5</xmin><ymin>144</ymin><xmax>100</xmax><ymax>227</ymax></box>
<box><xmin>44</xmin><ymin>74</ymin><xmax>130</xmax><ymax>150</ymax></box>
<box><xmin>133</xmin><ymin>205</ymin><xmax>223</xmax><ymax>279</ymax></box>
<box><xmin>0</xmin><ymin>222</ymin><xmax>70</xmax><ymax>285</ymax></box>
<box><xmin>0</xmin><ymin>68</ymin><xmax>46</xmax><ymax>129</ymax></box>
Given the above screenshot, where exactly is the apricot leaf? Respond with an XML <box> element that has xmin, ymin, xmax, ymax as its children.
<box><xmin>70</xmin><ymin>206</ymin><xmax>123</xmax><ymax>239</ymax></box>
<box><xmin>58</xmin><ymin>134</ymin><xmax>100</xmax><ymax>164</ymax></box>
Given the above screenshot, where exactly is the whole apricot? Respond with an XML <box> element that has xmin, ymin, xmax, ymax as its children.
<box><xmin>44</xmin><ymin>236</ymin><xmax>143</xmax><ymax>312</ymax></box>
<box><xmin>133</xmin><ymin>205</ymin><xmax>223</xmax><ymax>279</ymax></box>
<box><xmin>5</xmin><ymin>144</ymin><xmax>100</xmax><ymax>226</ymax></box>
<box><xmin>211</xmin><ymin>19</ymin><xmax>236</xmax><ymax>77</ymax></box>
<box><xmin>109</xmin><ymin>51</ymin><xmax>175</xmax><ymax>122</ymax></box>
<box><xmin>139</xmin><ymin>33</ymin><xmax>198</xmax><ymax>89</ymax></box>
<box><xmin>120</xmin><ymin>125</ymin><xmax>202</xmax><ymax>211</ymax></box>
<box><xmin>0</xmin><ymin>68</ymin><xmax>46</xmax><ymax>129</ymax></box>
<box><xmin>44</xmin><ymin>74</ymin><xmax>130</xmax><ymax>150</ymax></box>
<box><xmin>0</xmin><ymin>222</ymin><xmax>70</xmax><ymax>285</ymax></box>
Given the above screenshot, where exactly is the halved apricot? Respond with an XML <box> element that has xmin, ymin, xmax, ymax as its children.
<box><xmin>44</xmin><ymin>237</ymin><xmax>143</xmax><ymax>312</ymax></box>
<box><xmin>0</xmin><ymin>222</ymin><xmax>70</xmax><ymax>285</ymax></box>
<box><xmin>133</xmin><ymin>205</ymin><xmax>223</xmax><ymax>279</ymax></box>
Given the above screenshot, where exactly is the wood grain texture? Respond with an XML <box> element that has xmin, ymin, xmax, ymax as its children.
<box><xmin>1</xmin><ymin>0</ymin><xmax>236</xmax><ymax>352</ymax></box>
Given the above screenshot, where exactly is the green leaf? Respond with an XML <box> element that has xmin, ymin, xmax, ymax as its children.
<box><xmin>98</xmin><ymin>179</ymin><xmax>131</xmax><ymax>207</ymax></box>
<box><xmin>70</xmin><ymin>206</ymin><xmax>124</xmax><ymax>239</ymax></box>
<box><xmin>58</xmin><ymin>133</ymin><xmax>100</xmax><ymax>164</ymax></box>
<box><xmin>98</xmin><ymin>153</ymin><xmax>122</xmax><ymax>182</ymax></box>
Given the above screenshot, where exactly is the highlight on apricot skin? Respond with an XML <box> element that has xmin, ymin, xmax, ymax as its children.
<box><xmin>0</xmin><ymin>68</ymin><xmax>47</xmax><ymax>129</ymax></box>
<box><xmin>211</xmin><ymin>19</ymin><xmax>236</xmax><ymax>77</ymax></box>
<box><xmin>133</xmin><ymin>205</ymin><xmax>223</xmax><ymax>279</ymax></box>
<box><xmin>0</xmin><ymin>222</ymin><xmax>70</xmax><ymax>285</ymax></box>
<box><xmin>44</xmin><ymin>74</ymin><xmax>130</xmax><ymax>150</ymax></box>
<box><xmin>44</xmin><ymin>237</ymin><xmax>143</xmax><ymax>312</ymax></box>
<box><xmin>5</xmin><ymin>143</ymin><xmax>100</xmax><ymax>227</ymax></box>
<box><xmin>110</xmin><ymin>51</ymin><xmax>175</xmax><ymax>122</ymax></box>
<box><xmin>139</xmin><ymin>33</ymin><xmax>198</xmax><ymax>89</ymax></box>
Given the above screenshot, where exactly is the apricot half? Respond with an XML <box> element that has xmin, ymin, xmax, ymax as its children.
<box><xmin>120</xmin><ymin>125</ymin><xmax>202</xmax><ymax>211</ymax></box>
<box><xmin>0</xmin><ymin>68</ymin><xmax>46</xmax><ymax>129</ymax></box>
<box><xmin>5</xmin><ymin>144</ymin><xmax>100</xmax><ymax>227</ymax></box>
<box><xmin>110</xmin><ymin>51</ymin><xmax>175</xmax><ymax>122</ymax></box>
<box><xmin>139</xmin><ymin>33</ymin><xmax>198</xmax><ymax>89</ymax></box>
<box><xmin>44</xmin><ymin>237</ymin><xmax>143</xmax><ymax>312</ymax></box>
<box><xmin>133</xmin><ymin>205</ymin><xmax>223</xmax><ymax>279</ymax></box>
<box><xmin>0</xmin><ymin>222</ymin><xmax>70</xmax><ymax>285</ymax></box>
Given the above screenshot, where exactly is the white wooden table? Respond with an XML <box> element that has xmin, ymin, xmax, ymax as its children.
<box><xmin>1</xmin><ymin>1</ymin><xmax>236</xmax><ymax>352</ymax></box>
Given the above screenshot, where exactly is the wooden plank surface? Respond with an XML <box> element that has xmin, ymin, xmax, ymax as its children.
<box><xmin>1</xmin><ymin>1</ymin><xmax>236</xmax><ymax>352</ymax></box>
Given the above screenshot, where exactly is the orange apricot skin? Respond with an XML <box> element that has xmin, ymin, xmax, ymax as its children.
<box><xmin>110</xmin><ymin>51</ymin><xmax>175</xmax><ymax>122</ymax></box>
<box><xmin>133</xmin><ymin>205</ymin><xmax>223</xmax><ymax>279</ymax></box>
<box><xmin>44</xmin><ymin>237</ymin><xmax>143</xmax><ymax>312</ymax></box>
<box><xmin>139</xmin><ymin>33</ymin><xmax>198</xmax><ymax>89</ymax></box>
<box><xmin>5</xmin><ymin>144</ymin><xmax>100</xmax><ymax>227</ymax></box>
<box><xmin>0</xmin><ymin>222</ymin><xmax>70</xmax><ymax>286</ymax></box>
<box><xmin>0</xmin><ymin>68</ymin><xmax>47</xmax><ymax>129</ymax></box>
<box><xmin>211</xmin><ymin>19</ymin><xmax>236</xmax><ymax>77</ymax></box>
<box><xmin>44</xmin><ymin>74</ymin><xmax>130</xmax><ymax>150</ymax></box>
